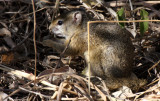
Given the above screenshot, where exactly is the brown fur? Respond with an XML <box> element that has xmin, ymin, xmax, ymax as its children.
<box><xmin>43</xmin><ymin>10</ymin><xmax>146</xmax><ymax>90</ymax></box>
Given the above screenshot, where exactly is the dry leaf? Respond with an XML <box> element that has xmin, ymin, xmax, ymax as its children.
<box><xmin>0</xmin><ymin>28</ymin><xmax>11</xmax><ymax>37</ymax></box>
<box><xmin>112</xmin><ymin>86</ymin><xmax>136</xmax><ymax>99</ymax></box>
<box><xmin>0</xmin><ymin>92</ymin><xmax>14</xmax><ymax>101</ymax></box>
<box><xmin>1</xmin><ymin>52</ymin><xmax>14</xmax><ymax>64</ymax></box>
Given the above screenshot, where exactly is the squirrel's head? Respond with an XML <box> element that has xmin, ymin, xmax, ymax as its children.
<box><xmin>49</xmin><ymin>10</ymin><xmax>86</xmax><ymax>39</ymax></box>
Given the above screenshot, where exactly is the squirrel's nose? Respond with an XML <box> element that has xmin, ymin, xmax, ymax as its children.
<box><xmin>49</xmin><ymin>24</ymin><xmax>52</xmax><ymax>31</ymax></box>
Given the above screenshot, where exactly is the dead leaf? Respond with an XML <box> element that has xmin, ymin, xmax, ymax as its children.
<box><xmin>112</xmin><ymin>86</ymin><xmax>136</xmax><ymax>99</ymax></box>
<box><xmin>1</xmin><ymin>52</ymin><xmax>14</xmax><ymax>64</ymax></box>
<box><xmin>0</xmin><ymin>92</ymin><xmax>14</xmax><ymax>101</ymax></box>
<box><xmin>0</xmin><ymin>28</ymin><xmax>11</xmax><ymax>37</ymax></box>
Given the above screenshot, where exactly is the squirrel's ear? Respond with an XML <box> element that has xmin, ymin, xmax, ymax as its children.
<box><xmin>72</xmin><ymin>11</ymin><xmax>82</xmax><ymax>25</ymax></box>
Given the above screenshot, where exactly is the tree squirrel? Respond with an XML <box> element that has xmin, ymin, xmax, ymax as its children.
<box><xmin>42</xmin><ymin>10</ymin><xmax>146</xmax><ymax>90</ymax></box>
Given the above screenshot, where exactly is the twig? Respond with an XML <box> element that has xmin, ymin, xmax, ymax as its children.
<box><xmin>70</xmin><ymin>74</ymin><xmax>107</xmax><ymax>101</ymax></box>
<box><xmin>55</xmin><ymin>31</ymin><xmax>76</xmax><ymax>68</ymax></box>
<box><xmin>106</xmin><ymin>1</ymin><xmax>160</xmax><ymax>7</ymax></box>
<box><xmin>148</xmin><ymin>60</ymin><xmax>160</xmax><ymax>77</ymax></box>
<box><xmin>87</xmin><ymin>22</ymin><xmax>91</xmax><ymax>94</ymax></box>
<box><xmin>129</xmin><ymin>0</ymin><xmax>136</xmax><ymax>32</ymax></box>
<box><xmin>52</xmin><ymin>0</ymin><xmax>60</xmax><ymax>21</ymax></box>
<box><xmin>61</xmin><ymin>97</ymin><xmax>88</xmax><ymax>100</ymax></box>
<box><xmin>72</xmin><ymin>83</ymin><xmax>93</xmax><ymax>101</ymax></box>
<box><xmin>31</xmin><ymin>0</ymin><xmax>37</xmax><ymax>84</ymax></box>
<box><xmin>0</xmin><ymin>64</ymin><xmax>14</xmax><ymax>72</ymax></box>
<box><xmin>87</xmin><ymin>19</ymin><xmax>160</xmax><ymax>23</ymax></box>
<box><xmin>134</xmin><ymin>83</ymin><xmax>160</xmax><ymax>101</ymax></box>
<box><xmin>19</xmin><ymin>87</ymin><xmax>51</xmax><ymax>98</ymax></box>
<box><xmin>3</xmin><ymin>81</ymin><xmax>33</xmax><ymax>100</ymax></box>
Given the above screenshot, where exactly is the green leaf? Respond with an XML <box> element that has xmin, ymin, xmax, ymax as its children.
<box><xmin>140</xmin><ymin>9</ymin><xmax>149</xmax><ymax>35</ymax></box>
<box><xmin>117</xmin><ymin>7</ymin><xmax>125</xmax><ymax>27</ymax></box>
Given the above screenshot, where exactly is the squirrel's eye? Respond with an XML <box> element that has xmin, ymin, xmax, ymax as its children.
<box><xmin>57</xmin><ymin>20</ymin><xmax>63</xmax><ymax>25</ymax></box>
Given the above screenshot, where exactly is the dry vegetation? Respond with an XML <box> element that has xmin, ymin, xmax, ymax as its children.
<box><xmin>0</xmin><ymin>0</ymin><xmax>160</xmax><ymax>101</ymax></box>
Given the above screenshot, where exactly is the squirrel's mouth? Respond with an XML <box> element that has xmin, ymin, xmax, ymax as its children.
<box><xmin>44</xmin><ymin>33</ymin><xmax>65</xmax><ymax>40</ymax></box>
<box><xmin>50</xmin><ymin>31</ymin><xmax>65</xmax><ymax>39</ymax></box>
<box><xmin>54</xmin><ymin>33</ymin><xmax>65</xmax><ymax>39</ymax></box>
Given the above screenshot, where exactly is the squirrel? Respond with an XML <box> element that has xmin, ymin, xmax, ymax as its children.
<box><xmin>42</xmin><ymin>10</ymin><xmax>146</xmax><ymax>91</ymax></box>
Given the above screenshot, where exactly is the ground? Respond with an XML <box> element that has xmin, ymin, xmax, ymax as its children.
<box><xmin>0</xmin><ymin>0</ymin><xmax>160</xmax><ymax>101</ymax></box>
